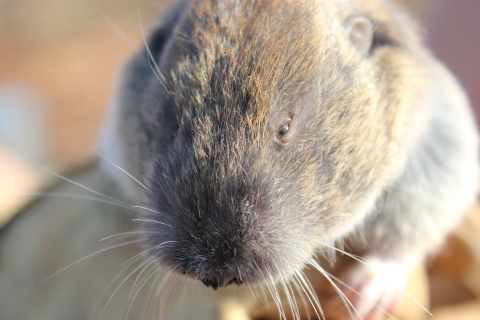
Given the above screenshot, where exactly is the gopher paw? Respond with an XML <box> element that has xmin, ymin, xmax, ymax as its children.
<box><xmin>324</xmin><ymin>256</ymin><xmax>407</xmax><ymax>320</ymax></box>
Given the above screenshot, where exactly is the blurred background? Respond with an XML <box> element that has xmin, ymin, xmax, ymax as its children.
<box><xmin>0</xmin><ymin>0</ymin><xmax>174</xmax><ymax>223</ymax></box>
<box><xmin>0</xmin><ymin>0</ymin><xmax>479</xmax><ymax>223</ymax></box>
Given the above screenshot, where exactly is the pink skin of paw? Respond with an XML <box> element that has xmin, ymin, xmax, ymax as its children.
<box><xmin>327</xmin><ymin>256</ymin><xmax>408</xmax><ymax>320</ymax></box>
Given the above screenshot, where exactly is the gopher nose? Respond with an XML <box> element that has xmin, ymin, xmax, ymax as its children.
<box><xmin>201</xmin><ymin>276</ymin><xmax>243</xmax><ymax>290</ymax></box>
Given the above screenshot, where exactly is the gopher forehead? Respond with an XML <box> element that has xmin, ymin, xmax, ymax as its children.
<box><xmin>165</xmin><ymin>0</ymin><xmax>326</xmax><ymax>125</ymax></box>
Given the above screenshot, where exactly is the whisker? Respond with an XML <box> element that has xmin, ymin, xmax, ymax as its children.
<box><xmin>246</xmin><ymin>280</ymin><xmax>256</xmax><ymax>299</ymax></box>
<box><xmin>99</xmin><ymin>256</ymin><xmax>156</xmax><ymax>320</ymax></box>
<box><xmin>325</xmin><ymin>271</ymin><xmax>399</xmax><ymax>320</ymax></box>
<box><xmin>273</xmin><ymin>263</ymin><xmax>298</xmax><ymax>320</ymax></box>
<box><xmin>94</xmin><ymin>4</ymin><xmax>136</xmax><ymax>48</ymax></box>
<box><xmin>121</xmin><ymin>241</ymin><xmax>177</xmax><ymax>267</ymax></box>
<box><xmin>86</xmin><ymin>253</ymin><xmax>145</xmax><ymax>320</ymax></box>
<box><xmin>400</xmin><ymin>288</ymin><xmax>433</xmax><ymax>317</ymax></box>
<box><xmin>294</xmin><ymin>271</ymin><xmax>325</xmax><ymax>320</ymax></box>
<box><xmin>130</xmin><ymin>262</ymin><xmax>161</xmax><ymax>299</ymax></box>
<box><xmin>39</xmin><ymin>240</ymin><xmax>143</xmax><ymax>283</ymax></box>
<box><xmin>290</xmin><ymin>275</ymin><xmax>310</xmax><ymax>320</ymax></box>
<box><xmin>273</xmin><ymin>283</ymin><xmax>287</xmax><ymax>319</ymax></box>
<box><xmin>257</xmin><ymin>284</ymin><xmax>269</xmax><ymax>308</ymax></box>
<box><xmin>154</xmin><ymin>270</ymin><xmax>175</xmax><ymax>317</ymax></box>
<box><xmin>28</xmin><ymin>192</ymin><xmax>134</xmax><ymax>210</ymax></box>
<box><xmin>135</xmin><ymin>268</ymin><xmax>165</xmax><ymax>320</ymax></box>
<box><xmin>132</xmin><ymin>206</ymin><xmax>169</xmax><ymax>219</ymax></box>
<box><xmin>163</xmin><ymin>275</ymin><xmax>182</xmax><ymax>317</ymax></box>
<box><xmin>126</xmin><ymin>261</ymin><xmax>161</xmax><ymax>319</ymax></box>
<box><xmin>294</xmin><ymin>272</ymin><xmax>321</xmax><ymax>320</ymax></box>
<box><xmin>251</xmin><ymin>286</ymin><xmax>264</xmax><ymax>310</ymax></box>
<box><xmin>126</xmin><ymin>264</ymin><xmax>158</xmax><ymax>319</ymax></box>
<box><xmin>99</xmin><ymin>231</ymin><xmax>153</xmax><ymax>242</ymax></box>
<box><xmin>91</xmin><ymin>146</ymin><xmax>148</xmax><ymax>190</ymax></box>
<box><xmin>266</xmin><ymin>269</ymin><xmax>286</xmax><ymax>320</ymax></box>
<box><xmin>235</xmin><ymin>264</ymin><xmax>243</xmax><ymax>283</ymax></box>
<box><xmin>31</xmin><ymin>161</ymin><xmax>131</xmax><ymax>207</ymax></box>
<box><xmin>132</xmin><ymin>206</ymin><xmax>161</xmax><ymax>214</ymax></box>
<box><xmin>143</xmin><ymin>270</ymin><xmax>164</xmax><ymax>320</ymax></box>
<box><xmin>286</xmin><ymin>279</ymin><xmax>301</xmax><ymax>320</ymax></box>
<box><xmin>252</xmin><ymin>260</ymin><xmax>272</xmax><ymax>309</ymax></box>
<box><xmin>309</xmin><ymin>259</ymin><xmax>359</xmax><ymax>320</ymax></box>
<box><xmin>132</xmin><ymin>219</ymin><xmax>172</xmax><ymax>228</ymax></box>
<box><xmin>136</xmin><ymin>0</ymin><xmax>174</xmax><ymax>99</ymax></box>
<box><xmin>319</xmin><ymin>242</ymin><xmax>367</xmax><ymax>266</ymax></box>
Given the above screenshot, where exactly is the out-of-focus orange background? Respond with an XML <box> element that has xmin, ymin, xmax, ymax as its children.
<box><xmin>0</xmin><ymin>0</ymin><xmax>172</xmax><ymax>168</ymax></box>
<box><xmin>0</xmin><ymin>0</ymin><xmax>173</xmax><ymax>221</ymax></box>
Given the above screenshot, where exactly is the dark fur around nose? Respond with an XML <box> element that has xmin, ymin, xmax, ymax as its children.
<box><xmin>145</xmin><ymin>126</ymin><xmax>266</xmax><ymax>289</ymax></box>
<box><xmin>177</xmin><ymin>232</ymin><xmax>247</xmax><ymax>290</ymax></box>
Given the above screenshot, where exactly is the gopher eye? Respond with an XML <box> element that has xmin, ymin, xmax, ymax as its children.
<box><xmin>277</xmin><ymin>117</ymin><xmax>292</xmax><ymax>142</ymax></box>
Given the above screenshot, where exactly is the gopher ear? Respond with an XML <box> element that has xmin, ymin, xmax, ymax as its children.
<box><xmin>346</xmin><ymin>16</ymin><xmax>373</xmax><ymax>55</ymax></box>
